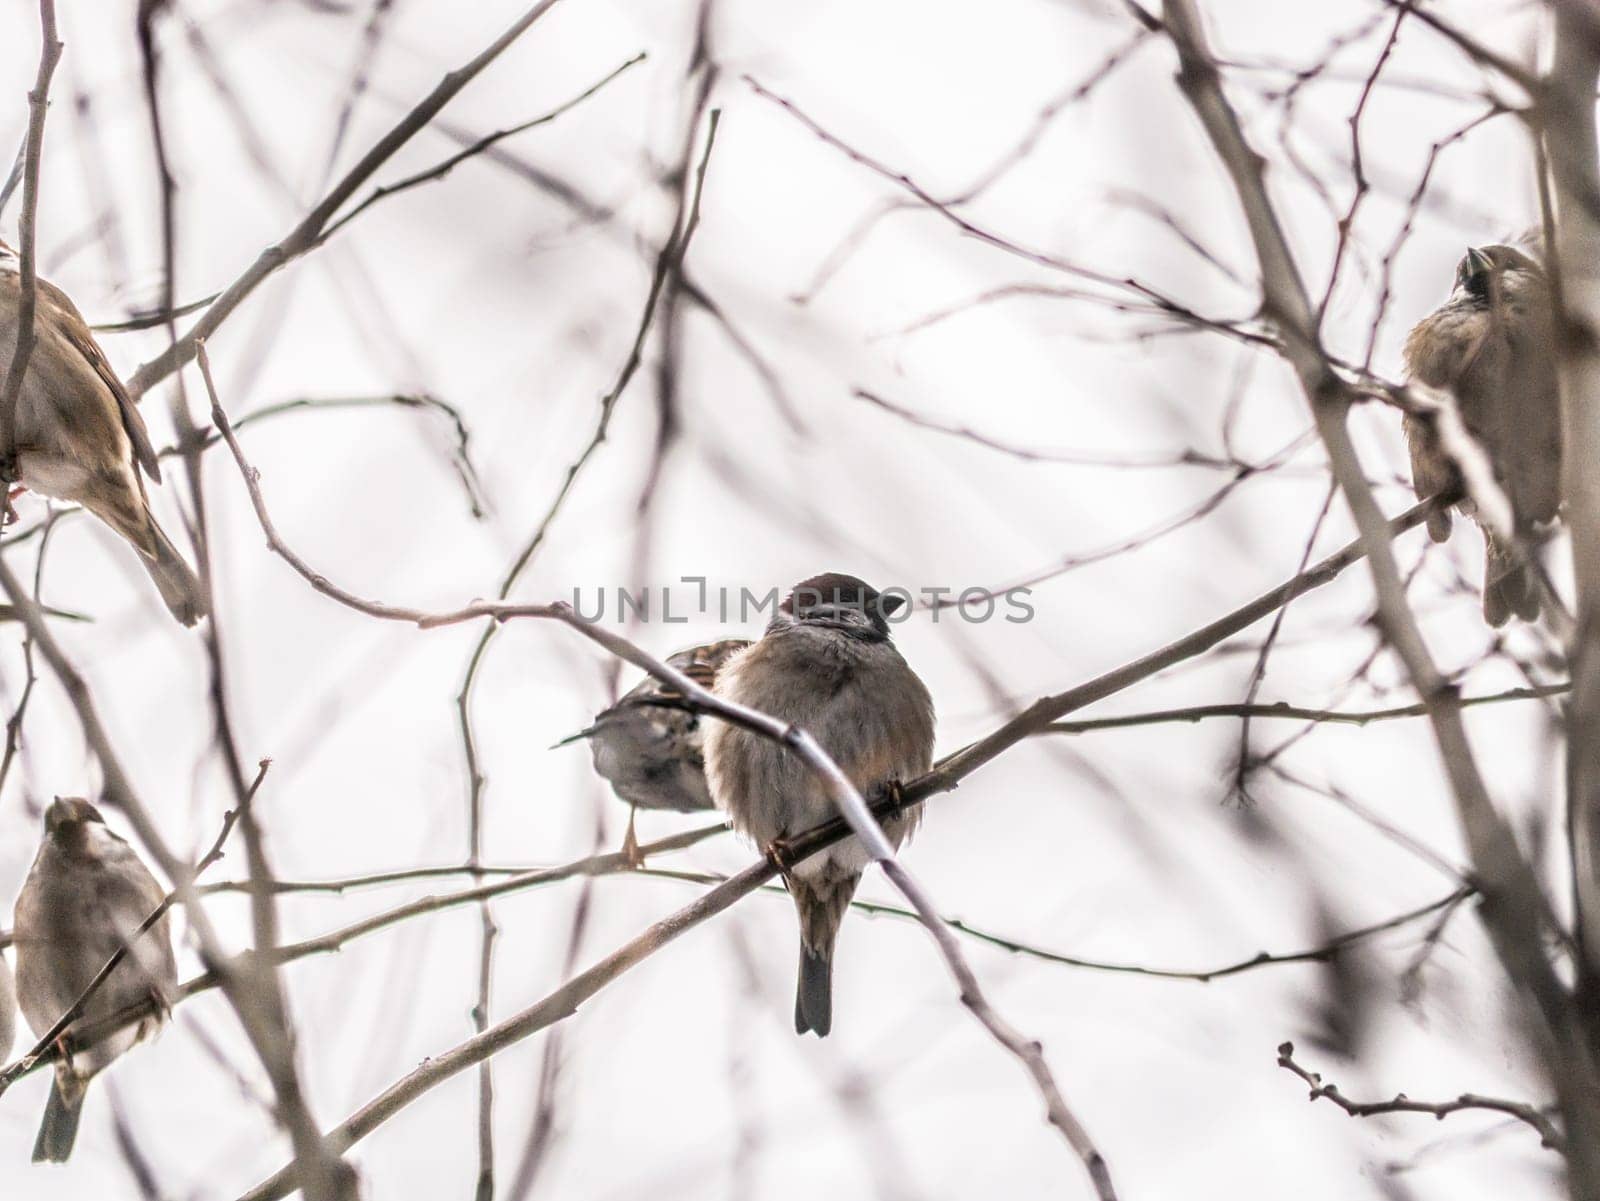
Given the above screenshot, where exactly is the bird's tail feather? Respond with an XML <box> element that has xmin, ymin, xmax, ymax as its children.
<box><xmin>141</xmin><ymin>515</ymin><xmax>207</xmax><ymax>628</ymax></box>
<box><xmin>88</xmin><ymin>491</ymin><xmax>207</xmax><ymax>627</ymax></box>
<box><xmin>33</xmin><ymin>1076</ymin><xmax>84</xmax><ymax>1164</ymax></box>
<box><xmin>791</xmin><ymin>875</ymin><xmax>856</xmax><ymax>1038</ymax></box>
<box><xmin>1484</xmin><ymin>535</ymin><xmax>1540</xmax><ymax>627</ymax></box>
<box><xmin>795</xmin><ymin>942</ymin><xmax>834</xmax><ymax>1037</ymax></box>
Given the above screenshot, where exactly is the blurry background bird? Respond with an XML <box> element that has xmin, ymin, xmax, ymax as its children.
<box><xmin>12</xmin><ymin>797</ymin><xmax>177</xmax><ymax>1163</ymax></box>
<box><xmin>1403</xmin><ymin>241</ymin><xmax>1560</xmax><ymax>626</ymax></box>
<box><xmin>559</xmin><ymin>638</ymin><xmax>750</xmax><ymax>860</ymax></box>
<box><xmin>705</xmin><ymin>573</ymin><xmax>934</xmax><ymax>1037</ymax></box>
<box><xmin>0</xmin><ymin>240</ymin><xmax>206</xmax><ymax>625</ymax></box>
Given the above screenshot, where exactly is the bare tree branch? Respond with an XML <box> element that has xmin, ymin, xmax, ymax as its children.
<box><xmin>0</xmin><ymin>0</ymin><xmax>62</xmax><ymax>479</ymax></box>
<box><xmin>1160</xmin><ymin>3</ymin><xmax>1600</xmax><ymax>1192</ymax></box>
<box><xmin>123</xmin><ymin>0</ymin><xmax>569</xmax><ymax>398</ymax></box>
<box><xmin>315</xmin><ymin>51</ymin><xmax>647</xmax><ymax>248</ymax></box>
<box><xmin>1039</xmin><ymin>685</ymin><xmax>1569</xmax><ymax>735</ymax></box>
<box><xmin>1277</xmin><ymin>1040</ymin><xmax>1562</xmax><ymax>1151</ymax></box>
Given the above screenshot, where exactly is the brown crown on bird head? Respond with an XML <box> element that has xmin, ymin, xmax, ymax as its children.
<box><xmin>777</xmin><ymin>572</ymin><xmax>906</xmax><ymax>638</ymax></box>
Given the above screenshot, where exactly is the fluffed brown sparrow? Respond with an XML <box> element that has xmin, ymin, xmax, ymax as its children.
<box><xmin>0</xmin><ymin>241</ymin><xmax>206</xmax><ymax>625</ymax></box>
<box><xmin>12</xmin><ymin>797</ymin><xmax>177</xmax><ymax>1162</ymax></box>
<box><xmin>1403</xmin><ymin>242</ymin><xmax>1560</xmax><ymax>625</ymax></box>
<box><xmin>704</xmin><ymin>573</ymin><xmax>934</xmax><ymax>1037</ymax></box>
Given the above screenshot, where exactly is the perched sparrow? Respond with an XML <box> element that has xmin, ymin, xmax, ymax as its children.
<box><xmin>559</xmin><ymin>639</ymin><xmax>751</xmax><ymax>859</ymax></box>
<box><xmin>1403</xmin><ymin>242</ymin><xmax>1560</xmax><ymax>625</ymax></box>
<box><xmin>705</xmin><ymin>573</ymin><xmax>934</xmax><ymax>1037</ymax></box>
<box><xmin>0</xmin><ymin>241</ymin><xmax>206</xmax><ymax>625</ymax></box>
<box><xmin>0</xmin><ymin>949</ymin><xmax>14</xmax><ymax>1062</ymax></box>
<box><xmin>13</xmin><ymin>797</ymin><xmax>177</xmax><ymax>1163</ymax></box>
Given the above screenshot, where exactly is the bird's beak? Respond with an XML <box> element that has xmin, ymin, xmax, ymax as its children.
<box><xmin>1465</xmin><ymin>246</ymin><xmax>1494</xmax><ymax>283</ymax></box>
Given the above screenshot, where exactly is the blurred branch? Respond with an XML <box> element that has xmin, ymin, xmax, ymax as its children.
<box><xmin>1547</xmin><ymin>3</ymin><xmax>1600</xmax><ymax>1002</ymax></box>
<box><xmin>639</xmin><ymin>870</ymin><xmax>1474</xmax><ymax>984</ymax></box>
<box><xmin>935</xmin><ymin>429</ymin><xmax>1317</xmax><ymax>604</ymax></box>
<box><xmin>910</xmin><ymin>497</ymin><xmax>1444</xmax><ymax>802</ymax></box>
<box><xmin>124</xmin><ymin>0</ymin><xmax>569</xmax><ymax>398</ymax></box>
<box><xmin>0</xmin><ymin>0</ymin><xmax>62</xmax><ymax>479</ymax></box>
<box><xmin>200</xmin><ymin>103</ymin><xmax>721</xmax><ymax>620</ymax></box>
<box><xmin>795</xmin><ymin>28</ymin><xmax>1158</xmax><ymax>303</ymax></box>
<box><xmin>91</xmin><ymin>291</ymin><xmax>222</xmax><ymax>333</ymax></box>
<box><xmin>187</xmin><ymin>346</ymin><xmax>358</xmax><ymax>1201</ymax></box>
<box><xmin>0</xmin><ymin>131</ymin><xmax>25</xmax><ymax>218</ymax></box>
<box><xmin>493</xmin><ymin>105</ymin><xmax>721</xmax><ymax>601</ymax></box>
<box><xmin>1276</xmin><ymin>1040</ymin><xmax>1562</xmax><ymax>1151</ymax></box>
<box><xmin>0</xmin><ymin>509</ymin><xmax>65</xmax><ymax>799</ymax></box>
<box><xmin>1373</xmin><ymin>0</ymin><xmax>1540</xmax><ymax>95</ymax></box>
<box><xmin>209</xmin><ymin>359</ymin><xmax>1461</xmax><ymax>805</ymax></box>
<box><xmin>1229</xmin><ymin>481</ymin><xmax>1338</xmax><ymax>804</ymax></box>
<box><xmin>459</xmin><ymin>642</ymin><xmax>498</xmax><ymax>1201</ymax></box>
<box><xmin>1315</xmin><ymin>2</ymin><xmax>1407</xmax><ymax>323</ymax></box>
<box><xmin>853</xmin><ymin>387</ymin><xmax>1278</xmax><ymax>471</ymax></box>
<box><xmin>195</xmin><ymin>821</ymin><xmax>728</xmax><ymax>898</ymax></box>
<box><xmin>860</xmin><ymin>888</ymin><xmax>1475</xmax><ymax>982</ymax></box>
<box><xmin>0</xmin><ymin>552</ymin><xmax>359</xmax><ymax>1197</ymax></box>
<box><xmin>158</xmin><ymin>392</ymin><xmax>486</xmax><ymax>517</ymax></box>
<box><xmin>238</xmin><ymin>799</ymin><xmax>1115</xmax><ymax>1201</ymax></box>
<box><xmin>234</xmin><ymin>855</ymin><xmax>782</xmax><ymax>1201</ymax></box>
<box><xmin>231</xmin><ymin>621</ymin><xmax>1121</xmax><ymax>1198</ymax></box>
<box><xmin>316</xmin><ymin>0</ymin><xmax>401</xmax><ymax>190</ymax></box>
<box><xmin>885</xmin><ymin>280</ymin><xmax>1277</xmax><ymax>351</ymax></box>
<box><xmin>1160</xmin><ymin>3</ymin><xmax>1600</xmax><ymax>1192</ymax></box>
<box><xmin>5</xmin><ymin>823</ymin><xmax>731</xmax><ymax>1073</ymax></box>
<box><xmin>1364</xmin><ymin>102</ymin><xmax>1507</xmax><ymax>370</ymax></box>
<box><xmin>1039</xmin><ymin>684</ymin><xmax>1570</xmax><ymax>735</ymax></box>
<box><xmin>315</xmin><ymin>51</ymin><xmax>647</xmax><ymax>247</ymax></box>
<box><xmin>6</xmin><ymin>839</ymin><xmax>1470</xmax><ymax>1075</ymax></box>
<box><xmin>745</xmin><ymin>75</ymin><xmax>1200</xmax><ymax>323</ymax></box>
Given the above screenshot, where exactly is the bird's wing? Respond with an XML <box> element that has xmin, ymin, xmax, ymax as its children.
<box><xmin>39</xmin><ymin>278</ymin><xmax>163</xmax><ymax>483</ymax></box>
<box><xmin>1402</xmin><ymin>412</ymin><xmax>1453</xmax><ymax>501</ymax></box>
<box><xmin>625</xmin><ymin>638</ymin><xmax>754</xmax><ymax>702</ymax></box>
<box><xmin>682</xmin><ymin>638</ymin><xmax>752</xmax><ymax>687</ymax></box>
<box><xmin>1402</xmin><ymin>410</ymin><xmax>1456</xmax><ymax>542</ymax></box>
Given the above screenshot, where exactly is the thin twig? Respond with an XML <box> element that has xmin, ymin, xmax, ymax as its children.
<box><xmin>1276</xmin><ymin>1040</ymin><xmax>1562</xmax><ymax>1151</ymax></box>
<box><xmin>1160</xmin><ymin>1</ymin><xmax>1600</xmax><ymax>1185</ymax></box>
<box><xmin>0</xmin><ymin>0</ymin><xmax>63</xmax><ymax>478</ymax></box>
<box><xmin>1039</xmin><ymin>685</ymin><xmax>1570</xmax><ymax>735</ymax></box>
<box><xmin>124</xmin><ymin>0</ymin><xmax>569</xmax><ymax>398</ymax></box>
<box><xmin>316</xmin><ymin>51</ymin><xmax>647</xmax><ymax>247</ymax></box>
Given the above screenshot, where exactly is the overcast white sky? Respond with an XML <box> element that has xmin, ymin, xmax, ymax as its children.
<box><xmin>0</xmin><ymin>1</ymin><xmax>1572</xmax><ymax>1198</ymax></box>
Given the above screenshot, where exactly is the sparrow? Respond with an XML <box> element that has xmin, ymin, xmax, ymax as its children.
<box><xmin>704</xmin><ymin>573</ymin><xmax>935</xmax><ymax>1037</ymax></box>
<box><xmin>0</xmin><ymin>241</ymin><xmax>206</xmax><ymax>625</ymax></box>
<box><xmin>12</xmin><ymin>797</ymin><xmax>177</xmax><ymax>1163</ymax></box>
<box><xmin>1403</xmin><ymin>242</ymin><xmax>1560</xmax><ymax>626</ymax></box>
<box><xmin>560</xmin><ymin>639</ymin><xmax>751</xmax><ymax>860</ymax></box>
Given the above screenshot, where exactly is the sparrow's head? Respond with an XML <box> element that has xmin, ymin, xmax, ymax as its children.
<box><xmin>773</xmin><ymin>572</ymin><xmax>904</xmax><ymax>640</ymax></box>
<box><xmin>44</xmin><ymin>796</ymin><xmax>107</xmax><ymax>849</ymax></box>
<box><xmin>1452</xmin><ymin>244</ymin><xmax>1543</xmax><ymax>308</ymax></box>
